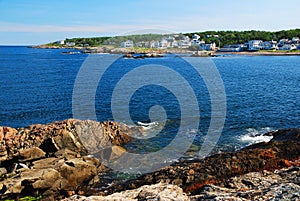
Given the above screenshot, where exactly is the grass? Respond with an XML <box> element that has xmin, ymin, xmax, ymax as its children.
<box><xmin>258</xmin><ymin>49</ymin><xmax>300</xmax><ymax>53</ymax></box>
<box><xmin>4</xmin><ymin>195</ymin><xmax>42</xmax><ymax>201</ymax></box>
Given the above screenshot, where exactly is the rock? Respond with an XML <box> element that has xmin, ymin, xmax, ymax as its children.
<box><xmin>31</xmin><ymin>157</ymin><xmax>60</xmax><ymax>169</ymax></box>
<box><xmin>73</xmin><ymin>120</ymin><xmax>131</xmax><ymax>154</ymax></box>
<box><xmin>123</xmin><ymin>52</ymin><xmax>163</xmax><ymax>59</ymax></box>
<box><xmin>0</xmin><ymin>156</ymin><xmax>101</xmax><ymax>199</ymax></box>
<box><xmin>101</xmin><ymin>128</ymin><xmax>300</xmax><ymax>196</ymax></box>
<box><xmin>63</xmin><ymin>183</ymin><xmax>189</xmax><ymax>201</ymax></box>
<box><xmin>0</xmin><ymin>119</ymin><xmax>133</xmax><ymax>200</ymax></box>
<box><xmin>19</xmin><ymin>147</ymin><xmax>46</xmax><ymax>162</ymax></box>
<box><xmin>94</xmin><ymin>145</ymin><xmax>127</xmax><ymax>162</ymax></box>
<box><xmin>191</xmin><ymin>51</ymin><xmax>216</xmax><ymax>57</ymax></box>
<box><xmin>0</xmin><ymin>168</ymin><xmax>7</xmax><ymax>177</ymax></box>
<box><xmin>58</xmin><ymin>158</ymin><xmax>98</xmax><ymax>188</ymax></box>
<box><xmin>190</xmin><ymin>165</ymin><xmax>300</xmax><ymax>200</ymax></box>
<box><xmin>83</xmin><ymin>164</ymin><xmax>299</xmax><ymax>201</ymax></box>
<box><xmin>1</xmin><ymin>120</ymin><xmax>299</xmax><ymax>200</ymax></box>
<box><xmin>0</xmin><ymin>119</ymin><xmax>132</xmax><ymax>164</ymax></box>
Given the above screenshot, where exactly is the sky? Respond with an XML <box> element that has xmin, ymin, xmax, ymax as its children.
<box><xmin>0</xmin><ymin>0</ymin><xmax>299</xmax><ymax>45</ymax></box>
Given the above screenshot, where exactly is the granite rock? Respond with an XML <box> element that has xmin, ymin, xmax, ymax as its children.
<box><xmin>0</xmin><ymin>119</ymin><xmax>133</xmax><ymax>200</ymax></box>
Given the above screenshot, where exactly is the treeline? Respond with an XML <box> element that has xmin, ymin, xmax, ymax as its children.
<box><xmin>102</xmin><ymin>34</ymin><xmax>169</xmax><ymax>45</ymax></box>
<box><xmin>187</xmin><ymin>29</ymin><xmax>300</xmax><ymax>46</ymax></box>
<box><xmin>64</xmin><ymin>34</ymin><xmax>166</xmax><ymax>46</ymax></box>
<box><xmin>65</xmin><ymin>36</ymin><xmax>110</xmax><ymax>46</ymax></box>
<box><xmin>60</xmin><ymin>29</ymin><xmax>300</xmax><ymax>47</ymax></box>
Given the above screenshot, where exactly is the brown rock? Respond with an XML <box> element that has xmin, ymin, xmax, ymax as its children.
<box><xmin>0</xmin><ymin>167</ymin><xmax>7</xmax><ymax>176</ymax></box>
<box><xmin>0</xmin><ymin>127</ymin><xmax>4</xmax><ymax>141</ymax></box>
<box><xmin>0</xmin><ymin>119</ymin><xmax>135</xmax><ymax>199</ymax></box>
<box><xmin>58</xmin><ymin>158</ymin><xmax>98</xmax><ymax>188</ymax></box>
<box><xmin>19</xmin><ymin>147</ymin><xmax>46</xmax><ymax>161</ymax></box>
<box><xmin>31</xmin><ymin>157</ymin><xmax>60</xmax><ymax>169</ymax></box>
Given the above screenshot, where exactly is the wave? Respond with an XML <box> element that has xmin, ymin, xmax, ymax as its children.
<box><xmin>239</xmin><ymin>127</ymin><xmax>275</xmax><ymax>145</ymax></box>
<box><xmin>137</xmin><ymin>121</ymin><xmax>159</xmax><ymax>130</ymax></box>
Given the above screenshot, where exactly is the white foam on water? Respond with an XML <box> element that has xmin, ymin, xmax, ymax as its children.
<box><xmin>239</xmin><ymin>127</ymin><xmax>274</xmax><ymax>144</ymax></box>
<box><xmin>137</xmin><ymin>121</ymin><xmax>159</xmax><ymax>130</ymax></box>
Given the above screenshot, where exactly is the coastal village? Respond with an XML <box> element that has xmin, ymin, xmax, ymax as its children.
<box><xmin>118</xmin><ymin>34</ymin><xmax>300</xmax><ymax>52</ymax></box>
<box><xmin>55</xmin><ymin>33</ymin><xmax>300</xmax><ymax>52</ymax></box>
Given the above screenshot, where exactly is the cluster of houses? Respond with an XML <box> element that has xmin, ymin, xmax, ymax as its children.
<box><xmin>121</xmin><ymin>34</ymin><xmax>218</xmax><ymax>51</ymax></box>
<box><xmin>56</xmin><ymin>34</ymin><xmax>300</xmax><ymax>52</ymax></box>
<box><xmin>219</xmin><ymin>37</ymin><xmax>300</xmax><ymax>52</ymax></box>
<box><xmin>121</xmin><ymin>34</ymin><xmax>300</xmax><ymax>52</ymax></box>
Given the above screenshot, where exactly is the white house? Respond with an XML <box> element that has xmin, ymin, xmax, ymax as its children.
<box><xmin>192</xmin><ymin>34</ymin><xmax>200</xmax><ymax>41</ymax></box>
<box><xmin>248</xmin><ymin>40</ymin><xmax>262</xmax><ymax>51</ymax></box>
<box><xmin>179</xmin><ymin>41</ymin><xmax>191</xmax><ymax>48</ymax></box>
<box><xmin>145</xmin><ymin>41</ymin><xmax>155</xmax><ymax>48</ymax></box>
<box><xmin>153</xmin><ymin>41</ymin><xmax>160</xmax><ymax>48</ymax></box>
<box><xmin>261</xmin><ymin>41</ymin><xmax>278</xmax><ymax>50</ymax></box>
<box><xmin>199</xmin><ymin>42</ymin><xmax>216</xmax><ymax>51</ymax></box>
<box><xmin>279</xmin><ymin>39</ymin><xmax>289</xmax><ymax>45</ymax></box>
<box><xmin>292</xmin><ymin>37</ymin><xmax>300</xmax><ymax>43</ymax></box>
<box><xmin>179</xmin><ymin>35</ymin><xmax>191</xmax><ymax>48</ymax></box>
<box><xmin>56</xmin><ymin>40</ymin><xmax>65</xmax><ymax>45</ymax></box>
<box><xmin>182</xmin><ymin>35</ymin><xmax>190</xmax><ymax>41</ymax></box>
<box><xmin>192</xmin><ymin>39</ymin><xmax>205</xmax><ymax>47</ymax></box>
<box><xmin>167</xmin><ymin>36</ymin><xmax>176</xmax><ymax>42</ymax></box>
<box><xmin>135</xmin><ymin>41</ymin><xmax>144</xmax><ymax>47</ymax></box>
<box><xmin>121</xmin><ymin>40</ymin><xmax>134</xmax><ymax>48</ymax></box>
<box><xmin>159</xmin><ymin>38</ymin><xmax>169</xmax><ymax>48</ymax></box>
<box><xmin>279</xmin><ymin>44</ymin><xmax>297</xmax><ymax>50</ymax></box>
<box><xmin>171</xmin><ymin>40</ymin><xmax>178</xmax><ymax>48</ymax></box>
<box><xmin>66</xmin><ymin>42</ymin><xmax>75</xmax><ymax>47</ymax></box>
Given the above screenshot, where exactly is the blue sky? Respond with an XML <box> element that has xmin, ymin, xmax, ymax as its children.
<box><xmin>0</xmin><ymin>0</ymin><xmax>299</xmax><ymax>45</ymax></box>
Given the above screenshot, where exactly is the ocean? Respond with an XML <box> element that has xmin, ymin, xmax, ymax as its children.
<box><xmin>0</xmin><ymin>46</ymin><xmax>299</xmax><ymax>157</ymax></box>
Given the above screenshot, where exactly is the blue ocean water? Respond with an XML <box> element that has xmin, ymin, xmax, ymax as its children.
<box><xmin>0</xmin><ymin>46</ymin><xmax>299</xmax><ymax>153</ymax></box>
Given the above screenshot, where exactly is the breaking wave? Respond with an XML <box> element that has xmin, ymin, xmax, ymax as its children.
<box><xmin>239</xmin><ymin>127</ymin><xmax>275</xmax><ymax>145</ymax></box>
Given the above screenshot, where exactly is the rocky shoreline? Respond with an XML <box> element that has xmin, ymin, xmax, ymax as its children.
<box><xmin>30</xmin><ymin>45</ymin><xmax>300</xmax><ymax>56</ymax></box>
<box><xmin>216</xmin><ymin>51</ymin><xmax>300</xmax><ymax>56</ymax></box>
<box><xmin>30</xmin><ymin>45</ymin><xmax>195</xmax><ymax>55</ymax></box>
<box><xmin>0</xmin><ymin>120</ymin><xmax>299</xmax><ymax>200</ymax></box>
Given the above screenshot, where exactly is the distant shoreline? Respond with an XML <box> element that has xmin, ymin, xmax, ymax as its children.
<box><xmin>30</xmin><ymin>45</ymin><xmax>300</xmax><ymax>56</ymax></box>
